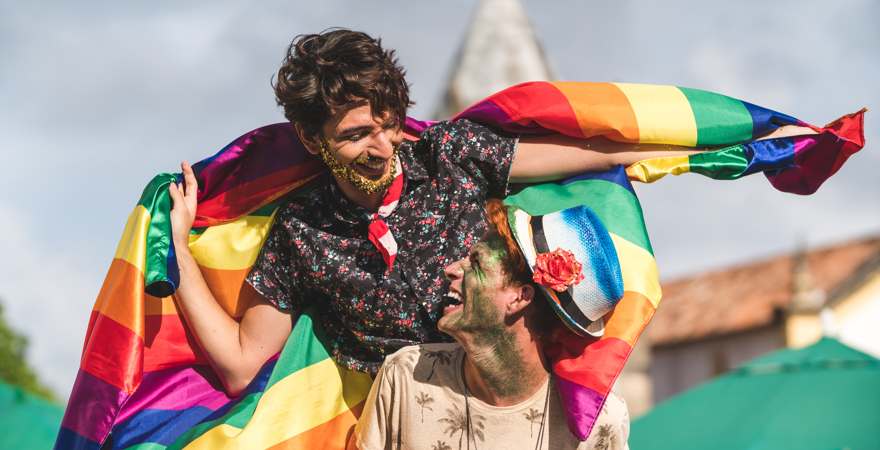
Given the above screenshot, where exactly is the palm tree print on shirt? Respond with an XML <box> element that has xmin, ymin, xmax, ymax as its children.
<box><xmin>594</xmin><ymin>424</ymin><xmax>615</xmax><ymax>450</ymax></box>
<box><xmin>523</xmin><ymin>407</ymin><xmax>544</xmax><ymax>438</ymax></box>
<box><xmin>439</xmin><ymin>403</ymin><xmax>484</xmax><ymax>450</ymax></box>
<box><xmin>424</xmin><ymin>350</ymin><xmax>453</xmax><ymax>381</ymax></box>
<box><xmin>431</xmin><ymin>441</ymin><xmax>452</xmax><ymax>450</ymax></box>
<box><xmin>415</xmin><ymin>391</ymin><xmax>435</xmax><ymax>423</ymax></box>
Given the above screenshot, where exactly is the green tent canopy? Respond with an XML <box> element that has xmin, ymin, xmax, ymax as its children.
<box><xmin>631</xmin><ymin>337</ymin><xmax>880</xmax><ymax>450</ymax></box>
<box><xmin>0</xmin><ymin>380</ymin><xmax>64</xmax><ymax>449</ymax></box>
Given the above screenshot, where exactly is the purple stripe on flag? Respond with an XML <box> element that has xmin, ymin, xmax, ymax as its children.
<box><xmin>193</xmin><ymin>123</ymin><xmax>313</xmax><ymax>199</ymax></box>
<box><xmin>555</xmin><ymin>376</ymin><xmax>605</xmax><ymax>441</ymax></box>
<box><xmin>456</xmin><ymin>100</ymin><xmax>537</xmax><ymax>134</ymax></box>
<box><xmin>404</xmin><ymin>116</ymin><xmax>437</xmax><ymax>134</ymax></box>
<box><xmin>766</xmin><ymin>134</ymin><xmax>828</xmax><ymax>194</ymax></box>
<box><xmin>115</xmin><ymin>365</ymin><xmax>232</xmax><ymax>424</ymax></box>
<box><xmin>60</xmin><ymin>369</ymin><xmax>128</xmax><ymax>444</ymax></box>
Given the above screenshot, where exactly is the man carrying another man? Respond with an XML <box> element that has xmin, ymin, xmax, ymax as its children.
<box><xmin>351</xmin><ymin>199</ymin><xmax>630</xmax><ymax>449</ymax></box>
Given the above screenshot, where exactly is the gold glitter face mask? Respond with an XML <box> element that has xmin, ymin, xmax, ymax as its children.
<box><xmin>319</xmin><ymin>141</ymin><xmax>399</xmax><ymax>195</ymax></box>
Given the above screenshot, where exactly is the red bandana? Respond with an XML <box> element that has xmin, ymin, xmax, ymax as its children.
<box><xmin>367</xmin><ymin>159</ymin><xmax>404</xmax><ymax>270</ymax></box>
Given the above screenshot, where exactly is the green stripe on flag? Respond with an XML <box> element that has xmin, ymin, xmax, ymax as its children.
<box><xmin>687</xmin><ymin>145</ymin><xmax>751</xmax><ymax>180</ymax></box>
<box><xmin>265</xmin><ymin>311</ymin><xmax>332</xmax><ymax>388</ymax></box>
<box><xmin>680</xmin><ymin>87</ymin><xmax>754</xmax><ymax>146</ymax></box>
<box><xmin>136</xmin><ymin>174</ymin><xmax>177</xmax><ymax>294</ymax></box>
<box><xmin>504</xmin><ymin>179</ymin><xmax>652</xmax><ymax>254</ymax></box>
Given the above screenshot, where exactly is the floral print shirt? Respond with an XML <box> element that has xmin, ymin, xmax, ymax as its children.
<box><xmin>246</xmin><ymin>119</ymin><xmax>517</xmax><ymax>373</ymax></box>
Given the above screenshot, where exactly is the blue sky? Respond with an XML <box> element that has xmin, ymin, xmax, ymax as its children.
<box><xmin>1</xmin><ymin>0</ymin><xmax>877</xmax><ymax>398</ymax></box>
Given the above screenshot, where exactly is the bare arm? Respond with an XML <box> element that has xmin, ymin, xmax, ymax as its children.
<box><xmin>169</xmin><ymin>162</ymin><xmax>292</xmax><ymax>396</ymax></box>
<box><xmin>509</xmin><ymin>125</ymin><xmax>817</xmax><ymax>183</ymax></box>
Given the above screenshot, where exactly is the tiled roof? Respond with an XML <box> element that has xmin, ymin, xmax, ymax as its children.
<box><xmin>647</xmin><ymin>235</ymin><xmax>880</xmax><ymax>346</ymax></box>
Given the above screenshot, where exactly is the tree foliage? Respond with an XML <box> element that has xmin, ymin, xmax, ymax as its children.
<box><xmin>0</xmin><ymin>300</ymin><xmax>56</xmax><ymax>401</ymax></box>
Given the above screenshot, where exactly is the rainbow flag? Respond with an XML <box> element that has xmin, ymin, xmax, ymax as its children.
<box><xmin>56</xmin><ymin>82</ymin><xmax>865</xmax><ymax>449</ymax></box>
<box><xmin>505</xmin><ymin>168</ymin><xmax>659</xmax><ymax>439</ymax></box>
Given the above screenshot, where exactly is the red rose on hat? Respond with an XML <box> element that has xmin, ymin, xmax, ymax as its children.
<box><xmin>532</xmin><ymin>248</ymin><xmax>585</xmax><ymax>292</ymax></box>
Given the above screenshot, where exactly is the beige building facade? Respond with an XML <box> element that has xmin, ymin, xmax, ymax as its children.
<box><xmin>647</xmin><ymin>236</ymin><xmax>880</xmax><ymax>405</ymax></box>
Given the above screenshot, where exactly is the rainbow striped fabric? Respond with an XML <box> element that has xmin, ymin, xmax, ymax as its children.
<box><xmin>505</xmin><ymin>169</ymin><xmax>658</xmax><ymax>439</ymax></box>
<box><xmin>56</xmin><ymin>82</ymin><xmax>864</xmax><ymax>449</ymax></box>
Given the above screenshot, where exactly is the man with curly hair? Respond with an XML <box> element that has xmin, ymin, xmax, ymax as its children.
<box><xmin>166</xmin><ymin>28</ymin><xmax>813</xmax><ymax>396</ymax></box>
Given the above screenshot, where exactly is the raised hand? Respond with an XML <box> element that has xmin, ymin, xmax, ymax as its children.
<box><xmin>168</xmin><ymin>161</ymin><xmax>198</xmax><ymax>250</ymax></box>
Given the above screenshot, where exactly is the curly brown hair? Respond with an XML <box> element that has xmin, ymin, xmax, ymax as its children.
<box><xmin>273</xmin><ymin>29</ymin><xmax>413</xmax><ymax>140</ymax></box>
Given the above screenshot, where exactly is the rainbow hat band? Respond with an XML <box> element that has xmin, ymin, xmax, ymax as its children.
<box><xmin>508</xmin><ymin>204</ymin><xmax>625</xmax><ymax>337</ymax></box>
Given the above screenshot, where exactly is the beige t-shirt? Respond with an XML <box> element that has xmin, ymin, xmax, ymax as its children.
<box><xmin>354</xmin><ymin>343</ymin><xmax>629</xmax><ymax>450</ymax></box>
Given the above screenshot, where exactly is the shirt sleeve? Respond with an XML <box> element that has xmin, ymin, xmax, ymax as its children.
<box><xmin>353</xmin><ymin>361</ymin><xmax>397</xmax><ymax>450</ymax></box>
<box><xmin>421</xmin><ymin>119</ymin><xmax>518</xmax><ymax>198</ymax></box>
<box><xmin>245</xmin><ymin>210</ymin><xmax>303</xmax><ymax>313</ymax></box>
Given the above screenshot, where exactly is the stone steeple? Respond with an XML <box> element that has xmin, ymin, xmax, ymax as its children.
<box><xmin>433</xmin><ymin>0</ymin><xmax>554</xmax><ymax>119</ymax></box>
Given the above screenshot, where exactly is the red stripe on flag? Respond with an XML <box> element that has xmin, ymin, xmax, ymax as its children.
<box><xmin>144</xmin><ymin>314</ymin><xmax>207</xmax><ymax>371</ymax></box>
<box><xmin>485</xmin><ymin>82</ymin><xmax>584</xmax><ymax>137</ymax></box>
<box><xmin>548</xmin><ymin>333</ymin><xmax>632</xmax><ymax>394</ymax></box>
<box><xmin>195</xmin><ymin>161</ymin><xmax>324</xmax><ymax>227</ymax></box>
<box><xmin>81</xmin><ymin>310</ymin><xmax>144</xmax><ymax>393</ymax></box>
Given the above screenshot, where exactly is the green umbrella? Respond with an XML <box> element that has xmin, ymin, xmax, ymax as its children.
<box><xmin>631</xmin><ymin>337</ymin><xmax>880</xmax><ymax>450</ymax></box>
<box><xmin>0</xmin><ymin>380</ymin><xmax>64</xmax><ymax>449</ymax></box>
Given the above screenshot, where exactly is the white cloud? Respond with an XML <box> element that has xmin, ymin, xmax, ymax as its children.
<box><xmin>0</xmin><ymin>202</ymin><xmax>98</xmax><ymax>399</ymax></box>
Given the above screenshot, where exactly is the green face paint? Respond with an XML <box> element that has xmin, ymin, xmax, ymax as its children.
<box><xmin>440</xmin><ymin>236</ymin><xmax>508</xmax><ymax>333</ymax></box>
<box><xmin>439</xmin><ymin>235</ymin><xmax>531</xmax><ymax>397</ymax></box>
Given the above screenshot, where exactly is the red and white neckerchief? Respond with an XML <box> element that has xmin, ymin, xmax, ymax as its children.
<box><xmin>367</xmin><ymin>158</ymin><xmax>404</xmax><ymax>270</ymax></box>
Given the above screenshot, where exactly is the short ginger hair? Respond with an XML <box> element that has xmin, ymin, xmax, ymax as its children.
<box><xmin>484</xmin><ymin>199</ymin><xmax>556</xmax><ymax>333</ymax></box>
<box><xmin>483</xmin><ymin>198</ymin><xmax>531</xmax><ymax>286</ymax></box>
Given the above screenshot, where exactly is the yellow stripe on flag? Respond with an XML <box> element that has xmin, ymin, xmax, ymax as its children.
<box><xmin>614</xmin><ymin>83</ymin><xmax>698</xmax><ymax>146</ymax></box>
<box><xmin>113</xmin><ymin>206</ymin><xmax>150</xmax><ymax>273</ymax></box>
<box><xmin>183</xmin><ymin>358</ymin><xmax>372</xmax><ymax>449</ymax></box>
<box><xmin>625</xmin><ymin>155</ymin><xmax>691</xmax><ymax>183</ymax></box>
<box><xmin>188</xmin><ymin>214</ymin><xmax>275</xmax><ymax>271</ymax></box>
<box><xmin>610</xmin><ymin>233</ymin><xmax>662</xmax><ymax>308</ymax></box>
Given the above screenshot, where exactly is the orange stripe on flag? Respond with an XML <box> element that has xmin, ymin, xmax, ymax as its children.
<box><xmin>198</xmin><ymin>266</ymin><xmax>255</xmax><ymax>319</ymax></box>
<box><xmin>92</xmin><ymin>258</ymin><xmax>145</xmax><ymax>338</ymax></box>
<box><xmin>602</xmin><ymin>291</ymin><xmax>656</xmax><ymax>347</ymax></box>
<box><xmin>143</xmin><ymin>265</ymin><xmax>253</xmax><ymax>318</ymax></box>
<box><xmin>265</xmin><ymin>402</ymin><xmax>364</xmax><ymax>450</ymax></box>
<box><xmin>552</xmin><ymin>82</ymin><xmax>640</xmax><ymax>142</ymax></box>
<box><xmin>144</xmin><ymin>294</ymin><xmax>177</xmax><ymax>316</ymax></box>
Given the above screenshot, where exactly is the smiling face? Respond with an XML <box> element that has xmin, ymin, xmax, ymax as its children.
<box><xmin>299</xmin><ymin>102</ymin><xmax>404</xmax><ymax>196</ymax></box>
<box><xmin>438</xmin><ymin>234</ymin><xmax>524</xmax><ymax>338</ymax></box>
